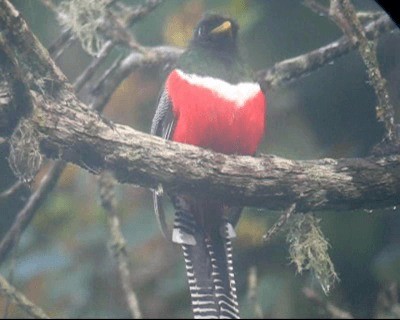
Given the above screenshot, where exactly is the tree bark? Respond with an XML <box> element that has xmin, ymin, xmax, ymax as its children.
<box><xmin>12</xmin><ymin>90</ymin><xmax>400</xmax><ymax>212</ymax></box>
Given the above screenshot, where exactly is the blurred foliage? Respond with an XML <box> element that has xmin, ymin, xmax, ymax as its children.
<box><xmin>1</xmin><ymin>0</ymin><xmax>400</xmax><ymax>318</ymax></box>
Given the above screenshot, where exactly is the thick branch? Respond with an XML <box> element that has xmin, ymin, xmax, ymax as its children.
<box><xmin>30</xmin><ymin>89</ymin><xmax>400</xmax><ymax>212</ymax></box>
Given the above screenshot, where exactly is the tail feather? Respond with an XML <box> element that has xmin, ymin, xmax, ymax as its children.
<box><xmin>173</xmin><ymin>210</ymin><xmax>240</xmax><ymax>319</ymax></box>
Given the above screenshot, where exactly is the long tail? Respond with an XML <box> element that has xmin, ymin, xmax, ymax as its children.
<box><xmin>173</xmin><ymin>210</ymin><xmax>240</xmax><ymax>319</ymax></box>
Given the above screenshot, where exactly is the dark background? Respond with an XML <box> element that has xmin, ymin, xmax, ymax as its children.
<box><xmin>0</xmin><ymin>0</ymin><xmax>399</xmax><ymax>318</ymax></box>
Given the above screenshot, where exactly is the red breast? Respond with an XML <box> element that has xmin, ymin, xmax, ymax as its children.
<box><xmin>166</xmin><ymin>69</ymin><xmax>266</xmax><ymax>156</ymax></box>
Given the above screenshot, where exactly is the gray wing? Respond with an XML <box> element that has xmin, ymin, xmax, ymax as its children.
<box><xmin>151</xmin><ymin>89</ymin><xmax>175</xmax><ymax>139</ymax></box>
<box><xmin>151</xmin><ymin>88</ymin><xmax>176</xmax><ymax>240</ymax></box>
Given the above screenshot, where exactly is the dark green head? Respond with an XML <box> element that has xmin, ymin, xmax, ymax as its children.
<box><xmin>190</xmin><ymin>13</ymin><xmax>239</xmax><ymax>53</ymax></box>
<box><xmin>177</xmin><ymin>13</ymin><xmax>252</xmax><ymax>83</ymax></box>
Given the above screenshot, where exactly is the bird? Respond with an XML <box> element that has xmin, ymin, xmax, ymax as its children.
<box><xmin>151</xmin><ymin>13</ymin><xmax>266</xmax><ymax>319</ymax></box>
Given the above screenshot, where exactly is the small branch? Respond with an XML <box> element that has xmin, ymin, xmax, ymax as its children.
<box><xmin>303</xmin><ymin>0</ymin><xmax>384</xmax><ymax>21</ymax></box>
<box><xmin>0</xmin><ymin>181</ymin><xmax>24</xmax><ymax>199</ymax></box>
<box><xmin>47</xmin><ymin>28</ymin><xmax>74</xmax><ymax>62</ymax></box>
<box><xmin>3</xmin><ymin>255</ymin><xmax>14</xmax><ymax>318</ymax></box>
<box><xmin>247</xmin><ymin>266</ymin><xmax>263</xmax><ymax>318</ymax></box>
<box><xmin>303</xmin><ymin>0</ymin><xmax>330</xmax><ymax>16</ymax></box>
<box><xmin>356</xmin><ymin>11</ymin><xmax>386</xmax><ymax>22</ymax></box>
<box><xmin>329</xmin><ymin>0</ymin><xmax>396</xmax><ymax>141</ymax></box>
<box><xmin>121</xmin><ymin>0</ymin><xmax>164</xmax><ymax>26</ymax></box>
<box><xmin>98</xmin><ymin>172</ymin><xmax>142</xmax><ymax>319</ymax></box>
<box><xmin>73</xmin><ymin>0</ymin><xmax>163</xmax><ymax>92</ymax></box>
<box><xmin>89</xmin><ymin>45</ymin><xmax>182</xmax><ymax>110</ymax></box>
<box><xmin>257</xmin><ymin>13</ymin><xmax>396</xmax><ymax>90</ymax></box>
<box><xmin>0</xmin><ymin>161</ymin><xmax>66</xmax><ymax>264</ymax></box>
<box><xmin>263</xmin><ymin>203</ymin><xmax>296</xmax><ymax>243</ymax></box>
<box><xmin>0</xmin><ymin>273</ymin><xmax>51</xmax><ymax>319</ymax></box>
<box><xmin>376</xmin><ymin>282</ymin><xmax>400</xmax><ymax>318</ymax></box>
<box><xmin>303</xmin><ymin>287</ymin><xmax>354</xmax><ymax>319</ymax></box>
<box><xmin>42</xmin><ymin>0</ymin><xmax>75</xmax><ymax>61</ymax></box>
<box><xmin>73</xmin><ymin>41</ymin><xmax>114</xmax><ymax>93</ymax></box>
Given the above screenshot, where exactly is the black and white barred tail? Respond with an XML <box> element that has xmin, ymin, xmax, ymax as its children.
<box><xmin>173</xmin><ymin>210</ymin><xmax>240</xmax><ymax>319</ymax></box>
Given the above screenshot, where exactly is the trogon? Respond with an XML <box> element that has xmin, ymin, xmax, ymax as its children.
<box><xmin>151</xmin><ymin>13</ymin><xmax>266</xmax><ymax>319</ymax></box>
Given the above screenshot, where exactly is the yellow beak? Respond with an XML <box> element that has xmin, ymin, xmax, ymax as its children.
<box><xmin>210</xmin><ymin>21</ymin><xmax>232</xmax><ymax>35</ymax></box>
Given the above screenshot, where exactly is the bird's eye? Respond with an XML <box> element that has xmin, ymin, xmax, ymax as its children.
<box><xmin>197</xmin><ymin>27</ymin><xmax>205</xmax><ymax>37</ymax></box>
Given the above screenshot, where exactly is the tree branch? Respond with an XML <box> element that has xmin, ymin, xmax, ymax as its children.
<box><xmin>0</xmin><ymin>181</ymin><xmax>24</xmax><ymax>199</ymax></box>
<box><xmin>98</xmin><ymin>172</ymin><xmax>142</xmax><ymax>319</ymax></box>
<box><xmin>329</xmin><ymin>0</ymin><xmax>396</xmax><ymax>141</ymax></box>
<box><xmin>256</xmin><ymin>13</ymin><xmax>396</xmax><ymax>90</ymax></box>
<box><xmin>263</xmin><ymin>203</ymin><xmax>296</xmax><ymax>243</ymax></box>
<box><xmin>25</xmin><ymin>92</ymin><xmax>400</xmax><ymax>212</ymax></box>
<box><xmin>303</xmin><ymin>287</ymin><xmax>354</xmax><ymax>319</ymax></box>
<box><xmin>0</xmin><ymin>273</ymin><xmax>51</xmax><ymax>319</ymax></box>
<box><xmin>0</xmin><ymin>162</ymin><xmax>65</xmax><ymax>264</ymax></box>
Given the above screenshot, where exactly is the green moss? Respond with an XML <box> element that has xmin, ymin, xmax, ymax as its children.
<box><xmin>8</xmin><ymin>118</ymin><xmax>42</xmax><ymax>183</ymax></box>
<box><xmin>58</xmin><ymin>0</ymin><xmax>107</xmax><ymax>56</ymax></box>
<box><xmin>286</xmin><ymin>213</ymin><xmax>339</xmax><ymax>294</ymax></box>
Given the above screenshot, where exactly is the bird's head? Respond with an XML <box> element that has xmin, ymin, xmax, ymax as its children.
<box><xmin>190</xmin><ymin>13</ymin><xmax>239</xmax><ymax>52</ymax></box>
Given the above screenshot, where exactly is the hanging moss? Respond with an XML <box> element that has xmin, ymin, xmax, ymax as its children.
<box><xmin>8</xmin><ymin>118</ymin><xmax>42</xmax><ymax>183</ymax></box>
<box><xmin>286</xmin><ymin>213</ymin><xmax>339</xmax><ymax>294</ymax></box>
<box><xmin>58</xmin><ymin>0</ymin><xmax>108</xmax><ymax>56</ymax></box>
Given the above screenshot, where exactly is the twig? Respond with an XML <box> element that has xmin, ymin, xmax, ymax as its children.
<box><xmin>356</xmin><ymin>11</ymin><xmax>386</xmax><ymax>22</ymax></box>
<box><xmin>2</xmin><ymin>239</ymin><xmax>19</xmax><ymax>319</ymax></box>
<box><xmin>0</xmin><ymin>181</ymin><xmax>24</xmax><ymax>199</ymax></box>
<box><xmin>0</xmin><ymin>161</ymin><xmax>66</xmax><ymax>264</ymax></box>
<box><xmin>257</xmin><ymin>14</ymin><xmax>396</xmax><ymax>90</ymax></box>
<box><xmin>303</xmin><ymin>0</ymin><xmax>384</xmax><ymax>21</ymax></box>
<box><xmin>263</xmin><ymin>203</ymin><xmax>296</xmax><ymax>243</ymax></box>
<box><xmin>303</xmin><ymin>0</ymin><xmax>330</xmax><ymax>16</ymax></box>
<box><xmin>98</xmin><ymin>171</ymin><xmax>142</xmax><ymax>319</ymax></box>
<box><xmin>247</xmin><ymin>266</ymin><xmax>263</xmax><ymax>318</ymax></box>
<box><xmin>41</xmin><ymin>0</ymin><xmax>75</xmax><ymax>61</ymax></box>
<box><xmin>0</xmin><ymin>273</ymin><xmax>51</xmax><ymax>319</ymax></box>
<box><xmin>329</xmin><ymin>0</ymin><xmax>396</xmax><ymax>141</ymax></box>
<box><xmin>376</xmin><ymin>282</ymin><xmax>400</xmax><ymax>318</ymax></box>
<box><xmin>69</xmin><ymin>0</ymin><xmax>163</xmax><ymax>93</ymax></box>
<box><xmin>89</xmin><ymin>45</ymin><xmax>182</xmax><ymax>111</ymax></box>
<box><xmin>74</xmin><ymin>41</ymin><xmax>114</xmax><ymax>92</ymax></box>
<box><xmin>122</xmin><ymin>0</ymin><xmax>164</xmax><ymax>25</ymax></box>
<box><xmin>303</xmin><ymin>287</ymin><xmax>354</xmax><ymax>319</ymax></box>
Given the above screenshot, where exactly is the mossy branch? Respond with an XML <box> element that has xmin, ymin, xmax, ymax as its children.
<box><xmin>0</xmin><ymin>274</ymin><xmax>51</xmax><ymax>319</ymax></box>
<box><xmin>329</xmin><ymin>0</ymin><xmax>396</xmax><ymax>141</ymax></box>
